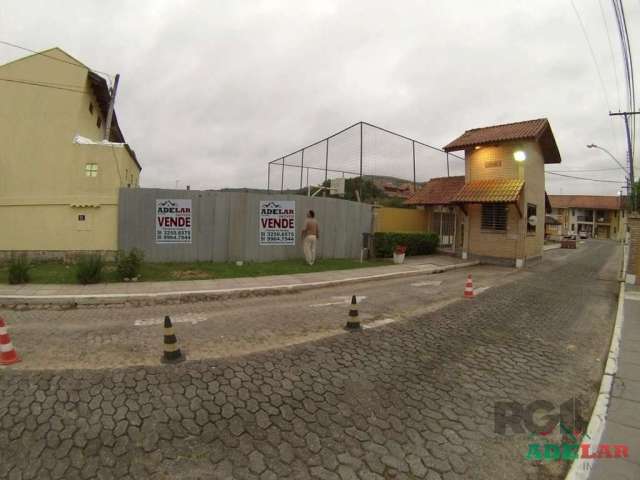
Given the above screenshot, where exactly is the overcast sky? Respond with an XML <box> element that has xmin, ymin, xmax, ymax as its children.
<box><xmin>1</xmin><ymin>0</ymin><xmax>638</xmax><ymax>195</ymax></box>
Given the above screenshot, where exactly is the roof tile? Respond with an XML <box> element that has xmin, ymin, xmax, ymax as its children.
<box><xmin>452</xmin><ymin>179</ymin><xmax>524</xmax><ymax>203</ymax></box>
<box><xmin>548</xmin><ymin>195</ymin><xmax>622</xmax><ymax>210</ymax></box>
<box><xmin>444</xmin><ymin>119</ymin><xmax>548</xmax><ymax>151</ymax></box>
<box><xmin>405</xmin><ymin>176</ymin><xmax>465</xmax><ymax>205</ymax></box>
<box><xmin>443</xmin><ymin>118</ymin><xmax>561</xmax><ymax>164</ymax></box>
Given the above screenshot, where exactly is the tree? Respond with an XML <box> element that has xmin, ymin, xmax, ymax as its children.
<box><xmin>632</xmin><ymin>179</ymin><xmax>640</xmax><ymax>212</ymax></box>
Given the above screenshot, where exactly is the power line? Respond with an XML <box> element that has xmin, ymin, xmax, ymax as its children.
<box><xmin>545</xmin><ymin>171</ymin><xmax>624</xmax><ymax>183</ymax></box>
<box><xmin>570</xmin><ymin>0</ymin><xmax>622</xmax><ymax>160</ymax></box>
<box><xmin>0</xmin><ymin>77</ymin><xmax>88</xmax><ymax>89</ymax></box>
<box><xmin>547</xmin><ymin>167</ymin><xmax>621</xmax><ymax>172</ymax></box>
<box><xmin>0</xmin><ymin>77</ymin><xmax>87</xmax><ymax>94</ymax></box>
<box><xmin>599</xmin><ymin>0</ymin><xmax>622</xmax><ymax>109</ymax></box>
<box><xmin>612</xmin><ymin>0</ymin><xmax>636</xmax><ymax>160</ymax></box>
<box><xmin>0</xmin><ymin>40</ymin><xmax>113</xmax><ymax>82</ymax></box>
<box><xmin>570</xmin><ymin>0</ymin><xmax>614</xmax><ymax>109</ymax></box>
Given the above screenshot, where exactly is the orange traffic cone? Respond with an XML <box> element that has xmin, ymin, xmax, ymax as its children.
<box><xmin>0</xmin><ymin>316</ymin><xmax>20</xmax><ymax>365</ymax></box>
<box><xmin>463</xmin><ymin>274</ymin><xmax>475</xmax><ymax>299</ymax></box>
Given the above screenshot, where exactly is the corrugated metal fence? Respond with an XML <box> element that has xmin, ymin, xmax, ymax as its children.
<box><xmin>118</xmin><ymin>189</ymin><xmax>373</xmax><ymax>262</ymax></box>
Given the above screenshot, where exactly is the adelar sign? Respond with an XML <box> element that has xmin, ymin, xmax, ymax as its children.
<box><xmin>259</xmin><ymin>200</ymin><xmax>295</xmax><ymax>245</ymax></box>
<box><xmin>156</xmin><ymin>199</ymin><xmax>192</xmax><ymax>244</ymax></box>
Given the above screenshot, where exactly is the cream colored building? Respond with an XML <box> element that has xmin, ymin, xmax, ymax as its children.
<box><xmin>547</xmin><ymin>195</ymin><xmax>627</xmax><ymax>241</ymax></box>
<box><xmin>407</xmin><ymin>118</ymin><xmax>561</xmax><ymax>267</ymax></box>
<box><xmin>0</xmin><ymin>48</ymin><xmax>141</xmax><ymax>259</ymax></box>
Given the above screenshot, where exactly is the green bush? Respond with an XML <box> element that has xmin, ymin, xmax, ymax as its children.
<box><xmin>8</xmin><ymin>255</ymin><xmax>31</xmax><ymax>284</ymax></box>
<box><xmin>373</xmin><ymin>232</ymin><xmax>439</xmax><ymax>258</ymax></box>
<box><xmin>116</xmin><ymin>248</ymin><xmax>145</xmax><ymax>281</ymax></box>
<box><xmin>75</xmin><ymin>255</ymin><xmax>104</xmax><ymax>284</ymax></box>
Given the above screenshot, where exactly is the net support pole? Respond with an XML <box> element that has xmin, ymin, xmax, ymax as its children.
<box><xmin>446</xmin><ymin>152</ymin><xmax>450</xmax><ymax>177</ymax></box>
<box><xmin>325</xmin><ymin>139</ymin><xmax>329</xmax><ymax>184</ymax></box>
<box><xmin>280</xmin><ymin>157</ymin><xmax>285</xmax><ymax>193</ymax></box>
<box><xmin>412</xmin><ymin>140</ymin><xmax>416</xmax><ymax>192</ymax></box>
<box><xmin>267</xmin><ymin>163</ymin><xmax>271</xmax><ymax>193</ymax></box>
<box><xmin>300</xmin><ymin>150</ymin><xmax>305</xmax><ymax>189</ymax></box>
<box><xmin>359</xmin><ymin>122</ymin><xmax>363</xmax><ymax>200</ymax></box>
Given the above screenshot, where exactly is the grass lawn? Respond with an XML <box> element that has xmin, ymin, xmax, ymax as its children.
<box><xmin>0</xmin><ymin>258</ymin><xmax>391</xmax><ymax>284</ymax></box>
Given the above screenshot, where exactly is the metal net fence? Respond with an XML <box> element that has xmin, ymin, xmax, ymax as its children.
<box><xmin>267</xmin><ymin>122</ymin><xmax>464</xmax><ymax>197</ymax></box>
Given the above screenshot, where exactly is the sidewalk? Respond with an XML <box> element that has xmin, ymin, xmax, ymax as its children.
<box><xmin>0</xmin><ymin>255</ymin><xmax>477</xmax><ymax>308</ymax></box>
<box><xmin>588</xmin><ymin>284</ymin><xmax>640</xmax><ymax>479</ymax></box>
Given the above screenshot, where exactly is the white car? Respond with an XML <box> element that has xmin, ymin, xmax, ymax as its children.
<box><xmin>579</xmin><ymin>231</ymin><xmax>588</xmax><ymax>239</ymax></box>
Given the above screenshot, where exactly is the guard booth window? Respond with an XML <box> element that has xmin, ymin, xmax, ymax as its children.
<box><xmin>481</xmin><ymin>203</ymin><xmax>507</xmax><ymax>231</ymax></box>
<box><xmin>527</xmin><ymin>204</ymin><xmax>537</xmax><ymax>233</ymax></box>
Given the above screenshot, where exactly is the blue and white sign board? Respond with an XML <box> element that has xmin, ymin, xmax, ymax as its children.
<box><xmin>156</xmin><ymin>199</ymin><xmax>192</xmax><ymax>244</ymax></box>
<box><xmin>259</xmin><ymin>200</ymin><xmax>296</xmax><ymax>245</ymax></box>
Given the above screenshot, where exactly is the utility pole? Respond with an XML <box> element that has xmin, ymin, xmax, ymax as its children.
<box><xmin>104</xmin><ymin>73</ymin><xmax>120</xmax><ymax>141</ymax></box>
<box><xmin>610</xmin><ymin>110</ymin><xmax>639</xmax><ymax>209</ymax></box>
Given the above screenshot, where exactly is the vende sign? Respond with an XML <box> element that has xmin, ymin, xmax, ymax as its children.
<box><xmin>156</xmin><ymin>199</ymin><xmax>192</xmax><ymax>244</ymax></box>
<box><xmin>259</xmin><ymin>200</ymin><xmax>295</xmax><ymax>245</ymax></box>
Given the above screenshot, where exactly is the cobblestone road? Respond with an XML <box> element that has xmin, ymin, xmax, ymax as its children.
<box><xmin>0</xmin><ymin>241</ymin><xmax>620</xmax><ymax>479</ymax></box>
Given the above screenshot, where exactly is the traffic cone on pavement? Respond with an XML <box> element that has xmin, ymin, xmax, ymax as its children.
<box><xmin>161</xmin><ymin>316</ymin><xmax>185</xmax><ymax>364</ymax></box>
<box><xmin>345</xmin><ymin>295</ymin><xmax>361</xmax><ymax>331</ymax></box>
<box><xmin>0</xmin><ymin>317</ymin><xmax>20</xmax><ymax>365</ymax></box>
<box><xmin>463</xmin><ymin>274</ymin><xmax>475</xmax><ymax>299</ymax></box>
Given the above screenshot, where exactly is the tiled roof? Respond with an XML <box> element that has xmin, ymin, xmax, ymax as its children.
<box><xmin>405</xmin><ymin>176</ymin><xmax>465</xmax><ymax>205</ymax></box>
<box><xmin>452</xmin><ymin>179</ymin><xmax>524</xmax><ymax>203</ymax></box>
<box><xmin>548</xmin><ymin>195</ymin><xmax>622</xmax><ymax>210</ymax></box>
<box><xmin>443</xmin><ymin>118</ymin><xmax>561</xmax><ymax>164</ymax></box>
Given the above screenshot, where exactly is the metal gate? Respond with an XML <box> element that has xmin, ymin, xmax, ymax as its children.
<box><xmin>432</xmin><ymin>207</ymin><xmax>456</xmax><ymax>252</ymax></box>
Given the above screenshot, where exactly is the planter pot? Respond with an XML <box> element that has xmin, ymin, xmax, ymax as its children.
<box><xmin>393</xmin><ymin>252</ymin><xmax>406</xmax><ymax>264</ymax></box>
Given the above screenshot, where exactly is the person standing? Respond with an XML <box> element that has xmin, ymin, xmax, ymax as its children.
<box><xmin>301</xmin><ymin>210</ymin><xmax>319</xmax><ymax>265</ymax></box>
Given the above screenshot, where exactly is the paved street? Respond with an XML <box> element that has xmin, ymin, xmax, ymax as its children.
<box><xmin>0</xmin><ymin>241</ymin><xmax>621</xmax><ymax>479</ymax></box>
<box><xmin>0</xmin><ymin>262</ymin><xmax>515</xmax><ymax>370</ymax></box>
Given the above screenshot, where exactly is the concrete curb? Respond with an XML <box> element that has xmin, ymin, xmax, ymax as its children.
<box><xmin>564</xmin><ymin>280</ymin><xmax>626</xmax><ymax>480</ymax></box>
<box><xmin>0</xmin><ymin>261</ymin><xmax>480</xmax><ymax>310</ymax></box>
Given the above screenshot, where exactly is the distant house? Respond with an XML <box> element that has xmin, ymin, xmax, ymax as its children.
<box><xmin>407</xmin><ymin>118</ymin><xmax>560</xmax><ymax>267</ymax></box>
<box><xmin>371</xmin><ymin>178</ymin><xmax>417</xmax><ymax>199</ymax></box>
<box><xmin>0</xmin><ymin>47</ymin><xmax>141</xmax><ymax>259</ymax></box>
<box><xmin>548</xmin><ymin>195</ymin><xmax>626</xmax><ymax>240</ymax></box>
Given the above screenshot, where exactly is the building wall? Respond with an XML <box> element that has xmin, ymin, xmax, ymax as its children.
<box><xmin>0</xmin><ymin>205</ymin><xmax>118</xmax><ymax>254</ymax></box>
<box><xmin>465</xmin><ymin>203</ymin><xmax>519</xmax><ymax>258</ymax></box>
<box><xmin>375</xmin><ymin>207</ymin><xmax>428</xmax><ymax>233</ymax></box>
<box><xmin>0</xmin><ymin>48</ymin><xmax>140</xmax><ymax>254</ymax></box>
<box><xmin>627</xmin><ymin>214</ymin><xmax>640</xmax><ymax>284</ymax></box>
<box><xmin>463</xmin><ymin>140</ymin><xmax>545</xmax><ymax>262</ymax></box>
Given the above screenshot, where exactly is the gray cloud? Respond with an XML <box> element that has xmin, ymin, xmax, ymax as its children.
<box><xmin>1</xmin><ymin>0</ymin><xmax>637</xmax><ymax>195</ymax></box>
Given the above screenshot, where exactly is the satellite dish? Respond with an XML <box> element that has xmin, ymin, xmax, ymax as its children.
<box><xmin>528</xmin><ymin>215</ymin><xmax>538</xmax><ymax>226</ymax></box>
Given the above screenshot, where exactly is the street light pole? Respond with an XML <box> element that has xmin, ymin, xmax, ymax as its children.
<box><xmin>586</xmin><ymin>143</ymin><xmax>633</xmax><ymax>210</ymax></box>
<box><xmin>586</xmin><ymin>144</ymin><xmax>629</xmax><ymax>177</ymax></box>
